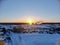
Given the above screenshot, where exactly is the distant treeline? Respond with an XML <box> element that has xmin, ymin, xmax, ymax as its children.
<box><xmin>0</xmin><ymin>22</ymin><xmax>60</xmax><ymax>25</ymax></box>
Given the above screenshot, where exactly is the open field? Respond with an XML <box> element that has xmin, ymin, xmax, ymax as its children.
<box><xmin>0</xmin><ymin>23</ymin><xmax>60</xmax><ymax>45</ymax></box>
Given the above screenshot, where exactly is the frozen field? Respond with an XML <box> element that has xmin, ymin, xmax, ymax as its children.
<box><xmin>0</xmin><ymin>24</ymin><xmax>60</xmax><ymax>45</ymax></box>
<box><xmin>5</xmin><ymin>32</ymin><xmax>60</xmax><ymax>45</ymax></box>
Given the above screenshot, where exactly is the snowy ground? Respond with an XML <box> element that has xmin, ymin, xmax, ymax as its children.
<box><xmin>5</xmin><ymin>32</ymin><xmax>60</xmax><ymax>45</ymax></box>
<box><xmin>0</xmin><ymin>24</ymin><xmax>60</xmax><ymax>45</ymax></box>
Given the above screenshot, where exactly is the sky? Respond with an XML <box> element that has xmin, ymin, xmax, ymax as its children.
<box><xmin>0</xmin><ymin>0</ymin><xmax>60</xmax><ymax>22</ymax></box>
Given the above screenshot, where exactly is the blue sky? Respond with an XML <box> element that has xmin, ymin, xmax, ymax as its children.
<box><xmin>0</xmin><ymin>0</ymin><xmax>60</xmax><ymax>22</ymax></box>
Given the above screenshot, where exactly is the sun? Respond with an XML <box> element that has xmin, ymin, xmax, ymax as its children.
<box><xmin>28</xmin><ymin>19</ymin><xmax>33</xmax><ymax>25</ymax></box>
<box><xmin>26</xmin><ymin>18</ymin><xmax>34</xmax><ymax>25</ymax></box>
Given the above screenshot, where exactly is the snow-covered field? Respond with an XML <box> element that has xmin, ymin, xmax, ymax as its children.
<box><xmin>5</xmin><ymin>32</ymin><xmax>60</xmax><ymax>45</ymax></box>
<box><xmin>0</xmin><ymin>24</ymin><xmax>60</xmax><ymax>45</ymax></box>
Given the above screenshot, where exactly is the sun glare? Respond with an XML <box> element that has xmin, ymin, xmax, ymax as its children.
<box><xmin>26</xmin><ymin>18</ymin><xmax>34</xmax><ymax>25</ymax></box>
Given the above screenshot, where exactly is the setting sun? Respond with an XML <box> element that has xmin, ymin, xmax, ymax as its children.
<box><xmin>26</xmin><ymin>18</ymin><xmax>35</xmax><ymax>25</ymax></box>
<box><xmin>27</xmin><ymin>19</ymin><xmax>33</xmax><ymax>25</ymax></box>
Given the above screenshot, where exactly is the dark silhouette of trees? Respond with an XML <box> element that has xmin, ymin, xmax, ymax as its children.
<box><xmin>13</xmin><ymin>26</ymin><xmax>25</xmax><ymax>33</ymax></box>
<box><xmin>2</xmin><ymin>28</ymin><xmax>7</xmax><ymax>35</ymax></box>
<box><xmin>55</xmin><ymin>28</ymin><xmax>60</xmax><ymax>34</ymax></box>
<box><xmin>47</xmin><ymin>24</ymin><xmax>56</xmax><ymax>34</ymax></box>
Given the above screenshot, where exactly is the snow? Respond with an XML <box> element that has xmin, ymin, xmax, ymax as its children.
<box><xmin>0</xmin><ymin>24</ymin><xmax>60</xmax><ymax>45</ymax></box>
<box><xmin>5</xmin><ymin>32</ymin><xmax>60</xmax><ymax>45</ymax></box>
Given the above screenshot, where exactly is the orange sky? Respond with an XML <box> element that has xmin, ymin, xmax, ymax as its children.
<box><xmin>0</xmin><ymin>19</ymin><xmax>60</xmax><ymax>23</ymax></box>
